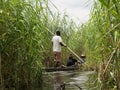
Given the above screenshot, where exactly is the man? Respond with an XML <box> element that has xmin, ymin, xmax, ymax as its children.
<box><xmin>66</xmin><ymin>54</ymin><xmax>78</xmax><ymax>67</ymax></box>
<box><xmin>80</xmin><ymin>54</ymin><xmax>86</xmax><ymax>63</ymax></box>
<box><xmin>52</xmin><ymin>30</ymin><xmax>66</xmax><ymax>67</ymax></box>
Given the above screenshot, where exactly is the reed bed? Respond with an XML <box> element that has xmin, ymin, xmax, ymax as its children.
<box><xmin>0</xmin><ymin>0</ymin><xmax>53</xmax><ymax>89</ymax></box>
<box><xmin>72</xmin><ymin>0</ymin><xmax>120</xmax><ymax>89</ymax></box>
<box><xmin>0</xmin><ymin>0</ymin><xmax>79</xmax><ymax>89</ymax></box>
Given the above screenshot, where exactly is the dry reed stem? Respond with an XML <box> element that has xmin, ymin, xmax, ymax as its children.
<box><xmin>103</xmin><ymin>39</ymin><xmax>120</xmax><ymax>75</ymax></box>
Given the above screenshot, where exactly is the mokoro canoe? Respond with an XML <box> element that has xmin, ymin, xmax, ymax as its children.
<box><xmin>42</xmin><ymin>66</ymin><xmax>79</xmax><ymax>72</ymax></box>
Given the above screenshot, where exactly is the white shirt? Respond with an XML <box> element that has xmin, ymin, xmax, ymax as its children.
<box><xmin>52</xmin><ymin>35</ymin><xmax>62</xmax><ymax>52</ymax></box>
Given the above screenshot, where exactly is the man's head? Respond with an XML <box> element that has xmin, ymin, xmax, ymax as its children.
<box><xmin>69</xmin><ymin>54</ymin><xmax>73</xmax><ymax>59</ymax></box>
<box><xmin>56</xmin><ymin>30</ymin><xmax>61</xmax><ymax>36</ymax></box>
<box><xmin>80</xmin><ymin>54</ymin><xmax>86</xmax><ymax>59</ymax></box>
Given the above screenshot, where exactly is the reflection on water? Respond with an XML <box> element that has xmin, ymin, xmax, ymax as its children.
<box><xmin>42</xmin><ymin>70</ymin><xmax>95</xmax><ymax>90</ymax></box>
<box><xmin>54</xmin><ymin>73</ymin><xmax>65</xmax><ymax>90</ymax></box>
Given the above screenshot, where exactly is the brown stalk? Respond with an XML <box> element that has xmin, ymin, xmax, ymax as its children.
<box><xmin>103</xmin><ymin>39</ymin><xmax>120</xmax><ymax>75</ymax></box>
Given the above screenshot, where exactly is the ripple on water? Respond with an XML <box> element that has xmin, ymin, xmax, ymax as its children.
<box><xmin>42</xmin><ymin>70</ymin><xmax>95</xmax><ymax>90</ymax></box>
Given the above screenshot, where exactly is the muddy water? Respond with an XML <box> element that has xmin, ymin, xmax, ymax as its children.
<box><xmin>42</xmin><ymin>70</ymin><xmax>95</xmax><ymax>90</ymax></box>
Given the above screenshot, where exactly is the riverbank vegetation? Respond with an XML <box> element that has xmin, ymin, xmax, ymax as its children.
<box><xmin>0</xmin><ymin>0</ymin><xmax>120</xmax><ymax>89</ymax></box>
<box><xmin>79</xmin><ymin>0</ymin><xmax>120</xmax><ymax>89</ymax></box>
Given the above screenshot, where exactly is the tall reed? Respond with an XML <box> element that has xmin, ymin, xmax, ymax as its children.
<box><xmin>71</xmin><ymin>0</ymin><xmax>120</xmax><ymax>89</ymax></box>
<box><xmin>0</xmin><ymin>0</ymin><xmax>81</xmax><ymax>89</ymax></box>
<box><xmin>0</xmin><ymin>0</ymin><xmax>54</xmax><ymax>88</ymax></box>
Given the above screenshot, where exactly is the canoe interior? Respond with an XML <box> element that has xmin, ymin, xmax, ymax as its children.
<box><xmin>42</xmin><ymin>66</ymin><xmax>79</xmax><ymax>72</ymax></box>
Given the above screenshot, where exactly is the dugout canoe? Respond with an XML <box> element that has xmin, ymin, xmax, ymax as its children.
<box><xmin>42</xmin><ymin>66</ymin><xmax>79</xmax><ymax>72</ymax></box>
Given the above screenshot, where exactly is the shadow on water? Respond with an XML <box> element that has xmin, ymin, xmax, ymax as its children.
<box><xmin>42</xmin><ymin>70</ymin><xmax>95</xmax><ymax>90</ymax></box>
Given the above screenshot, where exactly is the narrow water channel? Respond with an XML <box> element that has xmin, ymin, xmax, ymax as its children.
<box><xmin>42</xmin><ymin>70</ymin><xmax>95</xmax><ymax>90</ymax></box>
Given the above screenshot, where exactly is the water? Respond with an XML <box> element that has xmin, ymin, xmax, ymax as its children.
<box><xmin>42</xmin><ymin>70</ymin><xmax>95</xmax><ymax>90</ymax></box>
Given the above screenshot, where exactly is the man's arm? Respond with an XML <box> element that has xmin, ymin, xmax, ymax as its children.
<box><xmin>60</xmin><ymin>42</ymin><xmax>67</xmax><ymax>47</ymax></box>
<box><xmin>58</xmin><ymin>36</ymin><xmax>66</xmax><ymax>47</ymax></box>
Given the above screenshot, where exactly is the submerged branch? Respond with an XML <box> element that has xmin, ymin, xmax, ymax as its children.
<box><xmin>66</xmin><ymin>82</ymin><xmax>83</xmax><ymax>90</ymax></box>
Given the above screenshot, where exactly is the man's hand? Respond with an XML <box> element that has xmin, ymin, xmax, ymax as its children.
<box><xmin>77</xmin><ymin>61</ymin><xmax>81</xmax><ymax>64</ymax></box>
<box><xmin>60</xmin><ymin>42</ymin><xmax>67</xmax><ymax>47</ymax></box>
<box><xmin>64</xmin><ymin>44</ymin><xmax>67</xmax><ymax>47</ymax></box>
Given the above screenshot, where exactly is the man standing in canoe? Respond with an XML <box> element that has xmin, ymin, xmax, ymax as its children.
<box><xmin>52</xmin><ymin>30</ymin><xmax>66</xmax><ymax>67</ymax></box>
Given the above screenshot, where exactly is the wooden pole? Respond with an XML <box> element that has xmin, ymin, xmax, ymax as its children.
<box><xmin>67</xmin><ymin>47</ymin><xmax>83</xmax><ymax>62</ymax></box>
